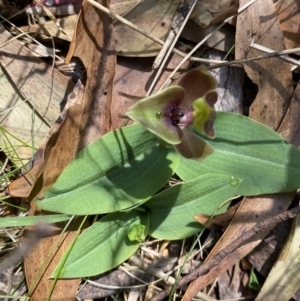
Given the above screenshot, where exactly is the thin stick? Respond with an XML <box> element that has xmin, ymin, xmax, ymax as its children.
<box><xmin>150</xmin><ymin>205</ymin><xmax>300</xmax><ymax>301</ymax></box>
<box><xmin>207</xmin><ymin>45</ymin><xmax>300</xmax><ymax>70</ymax></box>
<box><xmin>147</xmin><ymin>0</ymin><xmax>199</xmax><ymax>96</ymax></box>
<box><xmin>250</xmin><ymin>43</ymin><xmax>300</xmax><ymax>66</ymax></box>
<box><xmin>153</xmin><ymin>0</ymin><xmax>199</xmax><ymax>69</ymax></box>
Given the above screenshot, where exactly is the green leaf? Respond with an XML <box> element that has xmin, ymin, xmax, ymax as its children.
<box><xmin>127</xmin><ymin>224</ymin><xmax>146</xmax><ymax>242</ymax></box>
<box><xmin>249</xmin><ymin>267</ymin><xmax>261</xmax><ymax>291</ymax></box>
<box><xmin>37</xmin><ymin>125</ymin><xmax>180</xmax><ymax>215</ymax></box>
<box><xmin>177</xmin><ymin>112</ymin><xmax>300</xmax><ymax>195</ymax></box>
<box><xmin>0</xmin><ymin>215</ymin><xmax>71</xmax><ymax>227</ymax></box>
<box><xmin>53</xmin><ymin>210</ymin><xmax>149</xmax><ymax>278</ymax></box>
<box><xmin>145</xmin><ymin>174</ymin><xmax>240</xmax><ymax>239</ymax></box>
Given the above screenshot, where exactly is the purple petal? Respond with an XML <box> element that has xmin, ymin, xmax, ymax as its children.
<box><xmin>174</xmin><ymin>127</ymin><xmax>213</xmax><ymax>161</ymax></box>
<box><xmin>176</xmin><ymin>66</ymin><xmax>218</xmax><ymax>107</ymax></box>
<box><xmin>205</xmin><ymin>90</ymin><xmax>218</xmax><ymax>107</ymax></box>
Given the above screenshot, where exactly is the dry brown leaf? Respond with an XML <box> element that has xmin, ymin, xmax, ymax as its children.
<box><xmin>110</xmin><ymin>0</ymin><xmax>139</xmax><ymax>16</ymax></box>
<box><xmin>0</xmin><ymin>24</ymin><xmax>74</xmax><ymax>165</ymax></box>
<box><xmin>210</xmin><ymin>0</ymin><xmax>238</xmax><ymax>24</ymax></box>
<box><xmin>192</xmin><ymin>0</ymin><xmax>235</xmax><ymax>27</ymax></box>
<box><xmin>7</xmin><ymin>147</ymin><xmax>44</xmax><ymax>197</ymax></box>
<box><xmin>19</xmin><ymin>1</ymin><xmax>116</xmax><ymax>300</ymax></box>
<box><xmin>0</xmin><ymin>68</ymin><xmax>49</xmax><ymax>166</ymax></box>
<box><xmin>235</xmin><ymin>0</ymin><xmax>293</xmax><ymax>130</ymax></box>
<box><xmin>194</xmin><ymin>203</ymin><xmax>240</xmax><ymax>228</ymax></box>
<box><xmin>190</xmin><ymin>1</ymin><xmax>211</xmax><ymax>28</ymax></box>
<box><xmin>183</xmin><ymin>194</ymin><xmax>295</xmax><ymax>301</ymax></box>
<box><xmin>23</xmin><ymin>220</ymin><xmax>85</xmax><ymax>301</ymax></box>
<box><xmin>0</xmin><ymin>24</ymin><xmax>74</xmax><ymax>127</ymax></box>
<box><xmin>275</xmin><ymin>0</ymin><xmax>300</xmax><ymax>50</ymax></box>
<box><xmin>113</xmin><ymin>0</ymin><xmax>180</xmax><ymax>56</ymax></box>
<box><xmin>182</xmin><ymin>21</ymin><xmax>235</xmax><ymax>53</ymax></box>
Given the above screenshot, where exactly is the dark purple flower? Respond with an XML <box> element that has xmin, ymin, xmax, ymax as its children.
<box><xmin>126</xmin><ymin>66</ymin><xmax>218</xmax><ymax>161</ymax></box>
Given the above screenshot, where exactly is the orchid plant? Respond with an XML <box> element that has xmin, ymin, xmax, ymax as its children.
<box><xmin>14</xmin><ymin>64</ymin><xmax>300</xmax><ymax>280</ymax></box>
<box><xmin>126</xmin><ymin>66</ymin><xmax>218</xmax><ymax>160</ymax></box>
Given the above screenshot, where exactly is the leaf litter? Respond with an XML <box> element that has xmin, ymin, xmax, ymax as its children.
<box><xmin>1</xmin><ymin>0</ymin><xmax>300</xmax><ymax>300</ymax></box>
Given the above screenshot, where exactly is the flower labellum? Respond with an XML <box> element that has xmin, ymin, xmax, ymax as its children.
<box><xmin>126</xmin><ymin>66</ymin><xmax>218</xmax><ymax>161</ymax></box>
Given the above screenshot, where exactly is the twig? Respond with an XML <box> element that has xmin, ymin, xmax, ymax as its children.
<box><xmin>207</xmin><ymin>45</ymin><xmax>300</xmax><ymax>70</ymax></box>
<box><xmin>250</xmin><ymin>43</ymin><xmax>300</xmax><ymax>67</ymax></box>
<box><xmin>148</xmin><ymin>0</ymin><xmax>199</xmax><ymax>95</ymax></box>
<box><xmin>250</xmin><ymin>44</ymin><xmax>300</xmax><ymax>57</ymax></box>
<box><xmin>150</xmin><ymin>205</ymin><xmax>300</xmax><ymax>301</ymax></box>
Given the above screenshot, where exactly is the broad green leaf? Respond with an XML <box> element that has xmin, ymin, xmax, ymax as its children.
<box><xmin>0</xmin><ymin>215</ymin><xmax>70</xmax><ymax>227</ymax></box>
<box><xmin>177</xmin><ymin>112</ymin><xmax>300</xmax><ymax>195</ymax></box>
<box><xmin>53</xmin><ymin>210</ymin><xmax>149</xmax><ymax>278</ymax></box>
<box><xmin>145</xmin><ymin>174</ymin><xmax>240</xmax><ymax>239</ymax></box>
<box><xmin>37</xmin><ymin>125</ymin><xmax>180</xmax><ymax>215</ymax></box>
